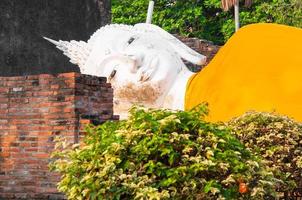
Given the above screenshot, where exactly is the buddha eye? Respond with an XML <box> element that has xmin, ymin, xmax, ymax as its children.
<box><xmin>108</xmin><ymin>69</ymin><xmax>117</xmax><ymax>81</ymax></box>
<box><xmin>127</xmin><ymin>37</ymin><xmax>135</xmax><ymax>45</ymax></box>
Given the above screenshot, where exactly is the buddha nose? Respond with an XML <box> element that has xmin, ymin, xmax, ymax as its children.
<box><xmin>124</xmin><ymin>54</ymin><xmax>143</xmax><ymax>73</ymax></box>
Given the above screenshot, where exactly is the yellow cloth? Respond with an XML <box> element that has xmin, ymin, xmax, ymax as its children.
<box><xmin>185</xmin><ymin>23</ymin><xmax>302</xmax><ymax>122</ymax></box>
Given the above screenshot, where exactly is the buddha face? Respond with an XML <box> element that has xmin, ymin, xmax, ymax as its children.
<box><xmin>93</xmin><ymin>33</ymin><xmax>183</xmax><ymax>106</ymax></box>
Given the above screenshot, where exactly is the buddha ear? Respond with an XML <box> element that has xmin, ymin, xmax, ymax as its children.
<box><xmin>43</xmin><ymin>37</ymin><xmax>91</xmax><ymax>72</ymax></box>
<box><xmin>133</xmin><ymin>23</ymin><xmax>207</xmax><ymax>66</ymax></box>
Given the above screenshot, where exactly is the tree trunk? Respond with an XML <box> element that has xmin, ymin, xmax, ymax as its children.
<box><xmin>234</xmin><ymin>0</ymin><xmax>240</xmax><ymax>32</ymax></box>
<box><xmin>146</xmin><ymin>1</ymin><xmax>155</xmax><ymax>24</ymax></box>
<box><xmin>0</xmin><ymin>0</ymin><xmax>111</xmax><ymax>76</ymax></box>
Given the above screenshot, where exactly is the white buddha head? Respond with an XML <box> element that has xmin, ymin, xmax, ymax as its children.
<box><xmin>44</xmin><ymin>23</ymin><xmax>206</xmax><ymax>117</ymax></box>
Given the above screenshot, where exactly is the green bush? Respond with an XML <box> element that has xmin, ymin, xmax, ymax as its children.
<box><xmin>228</xmin><ymin>112</ymin><xmax>302</xmax><ymax>190</ymax></box>
<box><xmin>112</xmin><ymin>0</ymin><xmax>302</xmax><ymax>44</ymax></box>
<box><xmin>51</xmin><ymin>105</ymin><xmax>280</xmax><ymax>199</ymax></box>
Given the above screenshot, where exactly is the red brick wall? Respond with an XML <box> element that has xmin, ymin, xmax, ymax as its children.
<box><xmin>0</xmin><ymin>72</ymin><xmax>116</xmax><ymax>199</ymax></box>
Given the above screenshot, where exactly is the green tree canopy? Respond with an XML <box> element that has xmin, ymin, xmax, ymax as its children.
<box><xmin>112</xmin><ymin>0</ymin><xmax>302</xmax><ymax>44</ymax></box>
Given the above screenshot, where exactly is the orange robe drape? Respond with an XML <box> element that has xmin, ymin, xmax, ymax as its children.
<box><xmin>185</xmin><ymin>23</ymin><xmax>302</xmax><ymax>122</ymax></box>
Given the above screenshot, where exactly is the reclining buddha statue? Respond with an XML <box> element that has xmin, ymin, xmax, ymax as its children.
<box><xmin>45</xmin><ymin>23</ymin><xmax>302</xmax><ymax>121</ymax></box>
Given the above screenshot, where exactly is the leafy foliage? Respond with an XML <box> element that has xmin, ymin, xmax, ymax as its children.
<box><xmin>51</xmin><ymin>105</ymin><xmax>280</xmax><ymax>199</ymax></box>
<box><xmin>228</xmin><ymin>112</ymin><xmax>302</xmax><ymax>190</ymax></box>
<box><xmin>112</xmin><ymin>0</ymin><xmax>302</xmax><ymax>44</ymax></box>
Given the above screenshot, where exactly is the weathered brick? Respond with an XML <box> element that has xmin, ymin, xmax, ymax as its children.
<box><xmin>0</xmin><ymin>72</ymin><xmax>116</xmax><ymax>199</ymax></box>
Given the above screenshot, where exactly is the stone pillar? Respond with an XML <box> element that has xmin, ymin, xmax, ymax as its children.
<box><xmin>0</xmin><ymin>0</ymin><xmax>111</xmax><ymax>76</ymax></box>
<box><xmin>97</xmin><ymin>0</ymin><xmax>112</xmax><ymax>24</ymax></box>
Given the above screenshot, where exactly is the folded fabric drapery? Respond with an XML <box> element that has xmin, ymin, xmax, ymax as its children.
<box><xmin>185</xmin><ymin>23</ymin><xmax>302</xmax><ymax>122</ymax></box>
